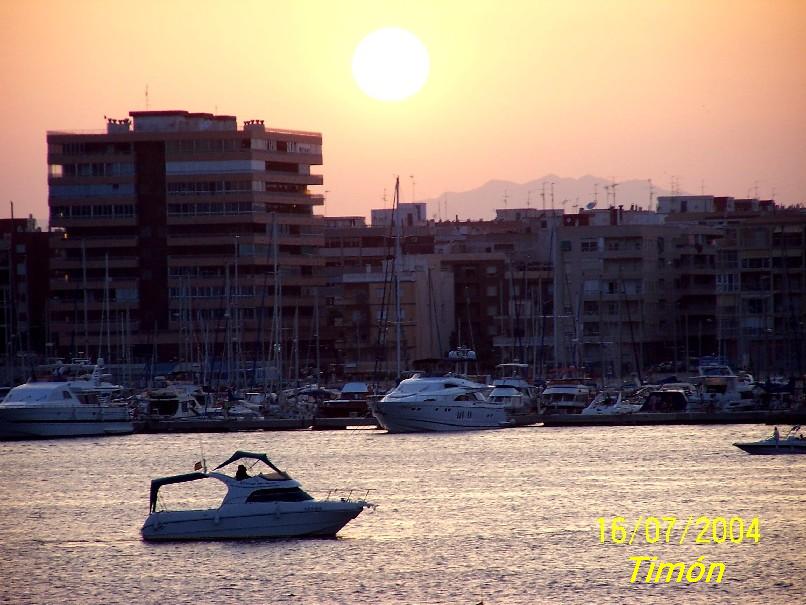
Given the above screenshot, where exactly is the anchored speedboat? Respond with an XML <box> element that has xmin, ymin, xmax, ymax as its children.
<box><xmin>141</xmin><ymin>451</ymin><xmax>373</xmax><ymax>541</ymax></box>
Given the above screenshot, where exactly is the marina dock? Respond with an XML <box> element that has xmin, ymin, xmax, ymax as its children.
<box><xmin>133</xmin><ymin>416</ymin><xmax>379</xmax><ymax>433</ymax></box>
<box><xmin>539</xmin><ymin>410</ymin><xmax>806</xmax><ymax>427</ymax></box>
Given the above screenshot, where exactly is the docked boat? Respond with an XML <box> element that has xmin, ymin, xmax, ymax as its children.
<box><xmin>488</xmin><ymin>363</ymin><xmax>541</xmax><ymax>425</ymax></box>
<box><xmin>733</xmin><ymin>426</ymin><xmax>806</xmax><ymax>455</ymax></box>
<box><xmin>0</xmin><ymin>359</ymin><xmax>132</xmax><ymax>439</ymax></box>
<box><xmin>581</xmin><ymin>391</ymin><xmax>643</xmax><ymax>415</ymax></box>
<box><xmin>370</xmin><ymin>373</ymin><xmax>508</xmax><ymax>433</ymax></box>
<box><xmin>540</xmin><ymin>377</ymin><xmax>596</xmax><ymax>414</ymax></box>
<box><xmin>141</xmin><ymin>451</ymin><xmax>373</xmax><ymax>541</ymax></box>
<box><xmin>317</xmin><ymin>382</ymin><xmax>371</xmax><ymax>418</ymax></box>
<box><xmin>690</xmin><ymin>363</ymin><xmax>757</xmax><ymax>412</ymax></box>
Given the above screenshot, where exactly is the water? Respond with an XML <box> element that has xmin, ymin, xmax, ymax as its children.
<box><xmin>0</xmin><ymin>424</ymin><xmax>804</xmax><ymax>604</ymax></box>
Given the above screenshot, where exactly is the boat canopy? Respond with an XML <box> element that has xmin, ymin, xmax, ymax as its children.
<box><xmin>213</xmin><ymin>450</ymin><xmax>286</xmax><ymax>477</ymax></box>
<box><xmin>149</xmin><ymin>472</ymin><xmax>207</xmax><ymax>512</ymax></box>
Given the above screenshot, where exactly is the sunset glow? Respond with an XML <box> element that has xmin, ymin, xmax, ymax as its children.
<box><xmin>352</xmin><ymin>28</ymin><xmax>430</xmax><ymax>101</ymax></box>
<box><xmin>0</xmin><ymin>1</ymin><xmax>804</xmax><ymax>219</ymax></box>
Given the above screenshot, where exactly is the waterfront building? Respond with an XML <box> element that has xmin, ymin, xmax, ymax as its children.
<box><xmin>660</xmin><ymin>196</ymin><xmax>806</xmax><ymax>377</ymax></box>
<box><xmin>0</xmin><ymin>217</ymin><xmax>50</xmax><ymax>383</ymax></box>
<box><xmin>47</xmin><ymin>110</ymin><xmax>325</xmax><ymax>382</ymax></box>
<box><xmin>551</xmin><ymin>205</ymin><xmax>724</xmax><ymax>383</ymax></box>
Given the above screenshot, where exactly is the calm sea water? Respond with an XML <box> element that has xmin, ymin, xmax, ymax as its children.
<box><xmin>0</xmin><ymin>424</ymin><xmax>804</xmax><ymax>604</ymax></box>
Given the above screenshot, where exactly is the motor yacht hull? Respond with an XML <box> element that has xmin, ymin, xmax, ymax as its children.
<box><xmin>371</xmin><ymin>401</ymin><xmax>511</xmax><ymax>433</ymax></box>
<box><xmin>141</xmin><ymin>501</ymin><xmax>366</xmax><ymax>541</ymax></box>
<box><xmin>733</xmin><ymin>439</ymin><xmax>806</xmax><ymax>455</ymax></box>
<box><xmin>0</xmin><ymin>406</ymin><xmax>133</xmax><ymax>439</ymax></box>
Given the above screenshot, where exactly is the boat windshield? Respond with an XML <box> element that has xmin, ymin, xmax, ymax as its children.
<box><xmin>245</xmin><ymin>487</ymin><xmax>313</xmax><ymax>503</ymax></box>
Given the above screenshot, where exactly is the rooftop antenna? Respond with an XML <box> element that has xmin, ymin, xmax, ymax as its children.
<box><xmin>700</xmin><ymin>179</ymin><xmax>705</xmax><ymax>195</ymax></box>
<box><xmin>503</xmin><ymin>188</ymin><xmax>509</xmax><ymax>209</ymax></box>
<box><xmin>753</xmin><ymin>180</ymin><xmax>760</xmax><ymax>199</ymax></box>
<box><xmin>145</xmin><ymin>84</ymin><xmax>149</xmax><ymax>110</ymax></box>
<box><xmin>540</xmin><ymin>182</ymin><xmax>546</xmax><ymax>213</ymax></box>
<box><xmin>526</xmin><ymin>190</ymin><xmax>532</xmax><ymax>208</ymax></box>
<box><xmin>409</xmin><ymin>175</ymin><xmax>415</xmax><ymax>203</ymax></box>
<box><xmin>610</xmin><ymin>177</ymin><xmax>618</xmax><ymax>206</ymax></box>
<box><xmin>593</xmin><ymin>182</ymin><xmax>599</xmax><ymax>205</ymax></box>
<box><xmin>550</xmin><ymin>181</ymin><xmax>555</xmax><ymax>210</ymax></box>
<box><xmin>648</xmin><ymin>178</ymin><xmax>655</xmax><ymax>211</ymax></box>
<box><xmin>323</xmin><ymin>190</ymin><xmax>330</xmax><ymax>216</ymax></box>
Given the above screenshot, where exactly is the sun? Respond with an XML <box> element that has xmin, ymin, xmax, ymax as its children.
<box><xmin>352</xmin><ymin>28</ymin><xmax>430</xmax><ymax>102</ymax></box>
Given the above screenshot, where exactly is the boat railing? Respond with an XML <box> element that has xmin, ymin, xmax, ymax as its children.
<box><xmin>324</xmin><ymin>488</ymin><xmax>374</xmax><ymax>502</ymax></box>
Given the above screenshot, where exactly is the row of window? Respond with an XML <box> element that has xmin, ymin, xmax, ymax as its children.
<box><xmin>52</xmin><ymin>142</ymin><xmax>132</xmax><ymax>155</ymax></box>
<box><xmin>168</xmin><ymin>286</ymin><xmax>255</xmax><ymax>299</ymax></box>
<box><xmin>167</xmin><ymin>180</ymin><xmax>254</xmax><ymax>195</ymax></box>
<box><xmin>168</xmin><ymin>202</ymin><xmax>258</xmax><ymax>216</ymax></box>
<box><xmin>165</xmin><ymin>139</ymin><xmax>321</xmax><ymax>155</ymax></box>
<box><xmin>171</xmin><ymin>308</ymin><xmax>257</xmax><ymax>320</ymax></box>
<box><xmin>49</xmin><ymin>162</ymin><xmax>135</xmax><ymax>178</ymax></box>
<box><xmin>51</xmin><ymin>204</ymin><xmax>136</xmax><ymax>219</ymax></box>
<box><xmin>51</xmin><ymin>183</ymin><xmax>134</xmax><ymax>198</ymax></box>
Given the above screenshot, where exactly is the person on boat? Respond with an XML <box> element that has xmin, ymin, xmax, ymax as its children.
<box><xmin>235</xmin><ymin>464</ymin><xmax>250</xmax><ymax>480</ymax></box>
<box><xmin>773</xmin><ymin>426</ymin><xmax>780</xmax><ymax>443</ymax></box>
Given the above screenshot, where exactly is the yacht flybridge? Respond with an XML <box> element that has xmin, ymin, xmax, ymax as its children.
<box><xmin>141</xmin><ymin>451</ymin><xmax>373</xmax><ymax>541</ymax></box>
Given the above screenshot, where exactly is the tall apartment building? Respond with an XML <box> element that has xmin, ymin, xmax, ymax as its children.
<box><xmin>660</xmin><ymin>195</ymin><xmax>806</xmax><ymax>377</ymax></box>
<box><xmin>721</xmin><ymin>214</ymin><xmax>806</xmax><ymax>376</ymax></box>
<box><xmin>47</xmin><ymin>110</ymin><xmax>324</xmax><ymax>376</ymax></box>
<box><xmin>552</xmin><ymin>208</ymin><xmax>724</xmax><ymax>382</ymax></box>
<box><xmin>1</xmin><ymin>217</ymin><xmax>50</xmax><ymax>382</ymax></box>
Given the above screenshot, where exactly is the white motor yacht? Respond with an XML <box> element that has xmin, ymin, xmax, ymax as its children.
<box><xmin>141</xmin><ymin>451</ymin><xmax>373</xmax><ymax>541</ymax></box>
<box><xmin>370</xmin><ymin>374</ymin><xmax>508</xmax><ymax>433</ymax></box>
<box><xmin>0</xmin><ymin>359</ymin><xmax>132</xmax><ymax>439</ymax></box>
<box><xmin>691</xmin><ymin>364</ymin><xmax>757</xmax><ymax>412</ymax></box>
<box><xmin>488</xmin><ymin>363</ymin><xmax>540</xmax><ymax>425</ymax></box>
<box><xmin>734</xmin><ymin>426</ymin><xmax>806</xmax><ymax>455</ymax></box>
<box><xmin>540</xmin><ymin>378</ymin><xmax>596</xmax><ymax>414</ymax></box>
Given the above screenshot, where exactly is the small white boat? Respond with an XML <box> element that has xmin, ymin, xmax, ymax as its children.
<box><xmin>734</xmin><ymin>426</ymin><xmax>806</xmax><ymax>455</ymax></box>
<box><xmin>141</xmin><ymin>451</ymin><xmax>373</xmax><ymax>541</ymax></box>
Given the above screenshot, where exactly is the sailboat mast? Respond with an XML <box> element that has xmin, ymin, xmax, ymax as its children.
<box><xmin>394</xmin><ymin>177</ymin><xmax>402</xmax><ymax>380</ymax></box>
<box><xmin>82</xmin><ymin>239</ymin><xmax>88</xmax><ymax>356</ymax></box>
<box><xmin>314</xmin><ymin>287</ymin><xmax>320</xmax><ymax>386</ymax></box>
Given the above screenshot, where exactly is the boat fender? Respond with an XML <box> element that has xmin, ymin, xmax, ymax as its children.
<box><xmin>213</xmin><ymin>513</ymin><xmax>221</xmax><ymax>525</ymax></box>
<box><xmin>274</xmin><ymin>503</ymin><xmax>281</xmax><ymax>519</ymax></box>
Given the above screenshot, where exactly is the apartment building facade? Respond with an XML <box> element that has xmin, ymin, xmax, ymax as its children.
<box><xmin>47</xmin><ymin>110</ymin><xmax>325</xmax><ymax>377</ymax></box>
<box><xmin>1</xmin><ymin>217</ymin><xmax>50</xmax><ymax>382</ymax></box>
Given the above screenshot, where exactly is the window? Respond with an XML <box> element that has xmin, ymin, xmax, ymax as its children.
<box><xmin>560</xmin><ymin>240</ymin><xmax>572</xmax><ymax>252</ymax></box>
<box><xmin>581</xmin><ymin>239</ymin><xmax>599</xmax><ymax>252</ymax></box>
<box><xmin>245</xmin><ymin>487</ymin><xmax>313</xmax><ymax>503</ymax></box>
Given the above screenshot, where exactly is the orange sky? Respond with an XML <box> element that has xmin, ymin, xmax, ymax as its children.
<box><xmin>1</xmin><ymin>0</ymin><xmax>804</xmax><ymax>221</ymax></box>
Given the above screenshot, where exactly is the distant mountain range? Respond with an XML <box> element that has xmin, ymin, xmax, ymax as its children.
<box><xmin>426</xmin><ymin>175</ymin><xmax>685</xmax><ymax>220</ymax></box>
